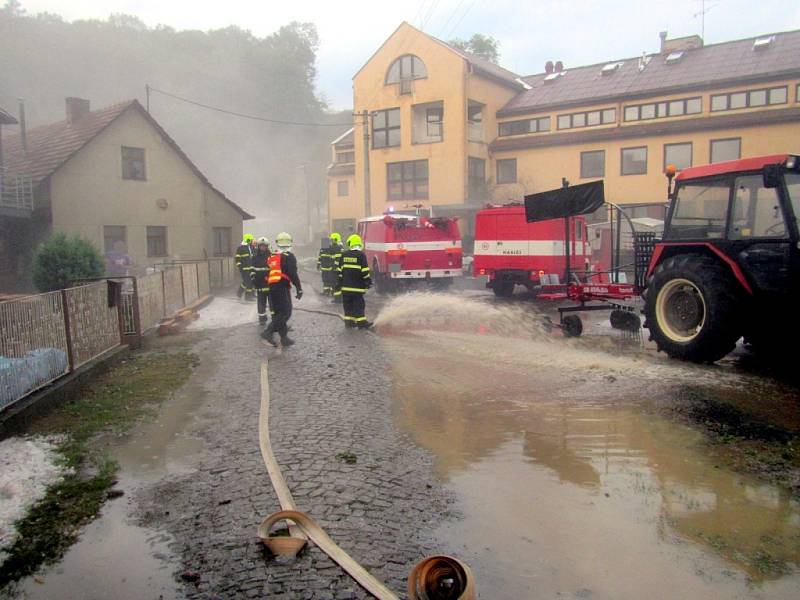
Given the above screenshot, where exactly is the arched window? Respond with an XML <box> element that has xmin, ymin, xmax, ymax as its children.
<box><xmin>386</xmin><ymin>55</ymin><xmax>427</xmax><ymax>84</ymax></box>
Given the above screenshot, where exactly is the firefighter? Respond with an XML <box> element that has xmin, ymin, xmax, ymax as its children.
<box><xmin>329</xmin><ymin>232</ymin><xmax>344</xmax><ymax>303</ymax></box>
<box><xmin>317</xmin><ymin>233</ymin><xmax>342</xmax><ymax>296</ymax></box>
<box><xmin>339</xmin><ymin>233</ymin><xmax>372</xmax><ymax>329</ymax></box>
<box><xmin>251</xmin><ymin>237</ymin><xmax>272</xmax><ymax>325</ymax></box>
<box><xmin>235</xmin><ymin>233</ymin><xmax>256</xmax><ymax>300</ymax></box>
<box><xmin>261</xmin><ymin>232</ymin><xmax>302</xmax><ymax>347</ymax></box>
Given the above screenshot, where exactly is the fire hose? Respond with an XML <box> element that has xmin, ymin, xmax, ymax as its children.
<box><xmin>257</xmin><ymin>361</ymin><xmax>475</xmax><ymax>599</ymax></box>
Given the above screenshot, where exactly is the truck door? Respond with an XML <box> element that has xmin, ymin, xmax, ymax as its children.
<box><xmin>728</xmin><ymin>174</ymin><xmax>793</xmax><ymax>296</ymax></box>
<box><xmin>496</xmin><ymin>210</ymin><xmax>528</xmax><ymax>269</ymax></box>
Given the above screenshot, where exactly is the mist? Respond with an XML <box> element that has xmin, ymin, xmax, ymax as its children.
<box><xmin>0</xmin><ymin>5</ymin><xmax>351</xmax><ymax>239</ymax></box>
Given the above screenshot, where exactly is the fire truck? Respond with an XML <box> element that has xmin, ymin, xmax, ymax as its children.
<box><xmin>357</xmin><ymin>214</ymin><xmax>462</xmax><ymax>293</ymax></box>
<box><xmin>472</xmin><ymin>204</ymin><xmax>592</xmax><ymax>296</ymax></box>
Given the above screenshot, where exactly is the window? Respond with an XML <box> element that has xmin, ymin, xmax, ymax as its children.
<box><xmin>372</xmin><ymin>108</ymin><xmax>400</xmax><ymax>149</ymax></box>
<box><xmin>387</xmin><ymin>160</ymin><xmax>428</xmax><ymax>200</ymax></box>
<box><xmin>468</xmin><ymin>157</ymin><xmax>486</xmax><ymax>202</ymax></box>
<box><xmin>213</xmin><ymin>227</ymin><xmax>231</xmax><ymax>256</ymax></box>
<box><xmin>103</xmin><ymin>226</ymin><xmax>126</xmax><ymax>253</ymax></box>
<box><xmin>624</xmin><ymin>97</ymin><xmax>701</xmax><ymax>121</ymax></box>
<box><xmin>710</xmin><ymin>86</ymin><xmax>788</xmax><ymax>112</ymax></box>
<box><xmin>710</xmin><ymin>138</ymin><xmax>741</xmax><ymax>163</ymax></box>
<box><xmin>146</xmin><ymin>226</ymin><xmax>168</xmax><ymax>257</ymax></box>
<box><xmin>496</xmin><ymin>158</ymin><xmax>517</xmax><ymax>184</ymax></box>
<box><xmin>784</xmin><ymin>173</ymin><xmax>800</xmax><ymax>232</ymax></box>
<box><xmin>557</xmin><ymin>108</ymin><xmax>616</xmax><ymax>130</ymax></box>
<box><xmin>468</xmin><ymin>103</ymin><xmax>484</xmax><ymax>142</ymax></box>
<box><xmin>121</xmin><ymin>146</ymin><xmax>146</xmax><ymax>180</ymax></box>
<box><xmin>498</xmin><ymin>117</ymin><xmax>550</xmax><ymax>137</ymax></box>
<box><xmin>468</xmin><ymin>104</ymin><xmax>483</xmax><ymax>123</ymax></box>
<box><xmin>621</xmin><ymin>147</ymin><xmax>647</xmax><ymax>175</ymax></box>
<box><xmin>336</xmin><ymin>151</ymin><xmax>355</xmax><ymax>163</ymax></box>
<box><xmin>426</xmin><ymin>107</ymin><xmax>443</xmax><ymax>138</ymax></box>
<box><xmin>386</xmin><ymin>55</ymin><xmax>427</xmax><ymax>84</ymax></box>
<box><xmin>664</xmin><ymin>142</ymin><xmax>692</xmax><ymax>171</ymax></box>
<box><xmin>670</xmin><ymin>181</ymin><xmax>730</xmax><ymax>239</ymax></box>
<box><xmin>580</xmin><ymin>150</ymin><xmax>605</xmax><ymax>179</ymax></box>
<box><xmin>730</xmin><ymin>175</ymin><xmax>786</xmax><ymax>238</ymax></box>
<box><xmin>336</xmin><ymin>180</ymin><xmax>349</xmax><ymax>197</ymax></box>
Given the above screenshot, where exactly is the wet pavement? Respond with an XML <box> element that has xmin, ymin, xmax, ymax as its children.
<box><xmin>381</xmin><ymin>295</ymin><xmax>800</xmax><ymax>599</ymax></box>
<box><xmin>8</xmin><ymin>279</ymin><xmax>800</xmax><ymax>599</ymax></box>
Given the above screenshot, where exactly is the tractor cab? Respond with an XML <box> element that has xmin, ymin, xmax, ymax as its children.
<box><xmin>644</xmin><ymin>154</ymin><xmax>800</xmax><ymax>362</ymax></box>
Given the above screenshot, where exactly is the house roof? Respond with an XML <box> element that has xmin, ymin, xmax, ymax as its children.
<box><xmin>2</xmin><ymin>99</ymin><xmax>253</xmax><ymax>219</ymax></box>
<box><xmin>352</xmin><ymin>22</ymin><xmax>524</xmax><ymax>91</ymax></box>
<box><xmin>0</xmin><ymin>106</ymin><xmax>17</xmax><ymax>125</ymax></box>
<box><xmin>331</xmin><ymin>128</ymin><xmax>354</xmax><ymax>148</ymax></box>
<box><xmin>500</xmin><ymin>29</ymin><xmax>800</xmax><ymax>117</ymax></box>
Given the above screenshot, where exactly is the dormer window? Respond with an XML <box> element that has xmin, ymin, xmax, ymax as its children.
<box><xmin>601</xmin><ymin>62</ymin><xmax>623</xmax><ymax>75</ymax></box>
<box><xmin>665</xmin><ymin>51</ymin><xmax>684</xmax><ymax>65</ymax></box>
<box><xmin>753</xmin><ymin>36</ymin><xmax>775</xmax><ymax>51</ymax></box>
<box><xmin>386</xmin><ymin>55</ymin><xmax>428</xmax><ymax>85</ymax></box>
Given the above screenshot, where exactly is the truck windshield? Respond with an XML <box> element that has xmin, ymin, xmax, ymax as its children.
<box><xmin>669</xmin><ymin>180</ymin><xmax>729</xmax><ymax>239</ymax></box>
<box><xmin>784</xmin><ymin>172</ymin><xmax>800</xmax><ymax>232</ymax></box>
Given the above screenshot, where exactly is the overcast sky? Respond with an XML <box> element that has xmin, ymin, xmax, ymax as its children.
<box><xmin>19</xmin><ymin>0</ymin><xmax>800</xmax><ymax>109</ymax></box>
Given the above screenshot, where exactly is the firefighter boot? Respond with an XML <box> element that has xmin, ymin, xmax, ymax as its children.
<box><xmin>357</xmin><ymin>321</ymin><xmax>374</xmax><ymax>330</ymax></box>
<box><xmin>280</xmin><ymin>334</ymin><xmax>295</xmax><ymax>347</ymax></box>
<box><xmin>260</xmin><ymin>323</ymin><xmax>277</xmax><ymax>346</ymax></box>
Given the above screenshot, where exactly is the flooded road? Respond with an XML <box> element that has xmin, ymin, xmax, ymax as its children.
<box><xmin>15</xmin><ymin>341</ymin><xmax>213</xmax><ymax>600</ymax></box>
<box><xmin>379</xmin><ymin>294</ymin><xmax>800</xmax><ymax>599</ymax></box>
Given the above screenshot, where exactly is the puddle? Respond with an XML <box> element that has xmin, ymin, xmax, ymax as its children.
<box><xmin>16</xmin><ymin>346</ymin><xmax>215</xmax><ymax>599</ymax></box>
<box><xmin>382</xmin><ymin>322</ymin><xmax>800</xmax><ymax>599</ymax></box>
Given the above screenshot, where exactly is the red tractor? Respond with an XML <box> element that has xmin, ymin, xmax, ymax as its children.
<box><xmin>643</xmin><ymin>154</ymin><xmax>800</xmax><ymax>362</ymax></box>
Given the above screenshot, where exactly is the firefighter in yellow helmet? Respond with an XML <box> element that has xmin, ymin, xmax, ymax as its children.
<box><xmin>261</xmin><ymin>232</ymin><xmax>302</xmax><ymax>346</ymax></box>
<box><xmin>251</xmin><ymin>237</ymin><xmax>272</xmax><ymax>325</ymax></box>
<box><xmin>235</xmin><ymin>234</ymin><xmax>256</xmax><ymax>300</ymax></box>
<box><xmin>338</xmin><ymin>233</ymin><xmax>372</xmax><ymax>328</ymax></box>
<box><xmin>317</xmin><ymin>233</ymin><xmax>343</xmax><ymax>297</ymax></box>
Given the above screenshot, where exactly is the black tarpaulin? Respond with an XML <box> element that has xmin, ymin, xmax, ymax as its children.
<box><xmin>524</xmin><ymin>180</ymin><xmax>605</xmax><ymax>222</ymax></box>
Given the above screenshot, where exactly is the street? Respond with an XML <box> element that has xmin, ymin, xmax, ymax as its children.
<box><xmin>10</xmin><ymin>275</ymin><xmax>800</xmax><ymax>599</ymax></box>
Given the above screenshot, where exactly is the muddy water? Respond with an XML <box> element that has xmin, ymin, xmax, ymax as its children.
<box><xmin>379</xmin><ymin>294</ymin><xmax>800</xmax><ymax>599</ymax></box>
<box><xmin>16</xmin><ymin>347</ymin><xmax>214</xmax><ymax>600</ymax></box>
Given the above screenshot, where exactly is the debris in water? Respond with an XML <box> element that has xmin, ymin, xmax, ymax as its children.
<box><xmin>180</xmin><ymin>570</ymin><xmax>201</xmax><ymax>582</ymax></box>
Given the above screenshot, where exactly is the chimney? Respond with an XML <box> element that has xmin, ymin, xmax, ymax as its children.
<box><xmin>18</xmin><ymin>99</ymin><xmax>27</xmax><ymax>155</ymax></box>
<box><xmin>659</xmin><ymin>31</ymin><xmax>668</xmax><ymax>53</ymax></box>
<box><xmin>554</xmin><ymin>61</ymin><xmax>564</xmax><ymax>73</ymax></box>
<box><xmin>66</xmin><ymin>97</ymin><xmax>90</xmax><ymax>124</ymax></box>
<box><xmin>545</xmin><ymin>60</ymin><xmax>554</xmax><ymax>74</ymax></box>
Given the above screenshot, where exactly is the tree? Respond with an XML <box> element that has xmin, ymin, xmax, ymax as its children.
<box><xmin>449</xmin><ymin>33</ymin><xmax>500</xmax><ymax>64</ymax></box>
<box><xmin>2</xmin><ymin>0</ymin><xmax>25</xmax><ymax>16</ymax></box>
<box><xmin>32</xmin><ymin>233</ymin><xmax>104</xmax><ymax>292</ymax></box>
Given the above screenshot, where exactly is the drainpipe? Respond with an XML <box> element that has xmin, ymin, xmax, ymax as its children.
<box><xmin>18</xmin><ymin>99</ymin><xmax>27</xmax><ymax>155</ymax></box>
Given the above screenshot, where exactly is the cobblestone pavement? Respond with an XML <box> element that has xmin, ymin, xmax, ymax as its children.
<box><xmin>137</xmin><ymin>291</ymin><xmax>455</xmax><ymax>599</ymax></box>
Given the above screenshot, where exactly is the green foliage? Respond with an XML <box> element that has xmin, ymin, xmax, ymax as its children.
<box><xmin>450</xmin><ymin>33</ymin><xmax>500</xmax><ymax>64</ymax></box>
<box><xmin>31</xmin><ymin>232</ymin><xmax>104</xmax><ymax>292</ymax></box>
<box><xmin>0</xmin><ymin>10</ymin><xmax>347</xmax><ymax>228</ymax></box>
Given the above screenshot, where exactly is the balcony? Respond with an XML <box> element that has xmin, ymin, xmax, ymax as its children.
<box><xmin>0</xmin><ymin>170</ymin><xmax>34</xmax><ymax>217</ymax></box>
<box><xmin>412</xmin><ymin>101</ymin><xmax>443</xmax><ymax>144</ymax></box>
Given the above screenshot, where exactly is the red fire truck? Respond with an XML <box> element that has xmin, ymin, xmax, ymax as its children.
<box><xmin>358</xmin><ymin>214</ymin><xmax>463</xmax><ymax>293</ymax></box>
<box><xmin>472</xmin><ymin>204</ymin><xmax>592</xmax><ymax>296</ymax></box>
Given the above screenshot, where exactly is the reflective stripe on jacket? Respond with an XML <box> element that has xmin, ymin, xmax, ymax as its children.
<box><xmin>235</xmin><ymin>243</ymin><xmax>254</xmax><ymax>271</ymax></box>
<box><xmin>338</xmin><ymin>249</ymin><xmax>371</xmax><ymax>293</ymax></box>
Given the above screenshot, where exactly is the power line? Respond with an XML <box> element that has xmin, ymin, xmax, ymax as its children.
<box><xmin>445</xmin><ymin>0</ymin><xmax>479</xmax><ymax>39</ymax></box>
<box><xmin>437</xmin><ymin>0</ymin><xmax>467</xmax><ymax>38</ymax></box>
<box><xmin>147</xmin><ymin>86</ymin><xmax>353</xmax><ymax>128</ymax></box>
<box><xmin>420</xmin><ymin>0</ymin><xmax>441</xmax><ymax>30</ymax></box>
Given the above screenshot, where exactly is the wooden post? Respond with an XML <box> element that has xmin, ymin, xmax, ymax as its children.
<box><xmin>60</xmin><ymin>289</ymin><xmax>75</xmax><ymax>372</ymax></box>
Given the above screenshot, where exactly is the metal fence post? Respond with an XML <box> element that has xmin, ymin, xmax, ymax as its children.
<box><xmin>179</xmin><ymin>265</ymin><xmax>186</xmax><ymax>306</ymax></box>
<box><xmin>60</xmin><ymin>289</ymin><xmax>75</xmax><ymax>372</ymax></box>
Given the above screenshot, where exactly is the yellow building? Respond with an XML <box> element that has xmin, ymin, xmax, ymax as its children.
<box><xmin>328</xmin><ymin>23</ymin><xmax>800</xmax><ymax>245</ymax></box>
<box><xmin>2</xmin><ymin>98</ymin><xmax>251</xmax><ymax>289</ymax></box>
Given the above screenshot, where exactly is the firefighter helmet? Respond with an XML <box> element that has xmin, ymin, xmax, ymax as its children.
<box><xmin>243</xmin><ymin>233</ymin><xmax>254</xmax><ymax>243</ymax></box>
<box><xmin>257</xmin><ymin>236</ymin><xmax>270</xmax><ymax>248</ymax></box>
<box><xmin>330</xmin><ymin>232</ymin><xmax>342</xmax><ymax>243</ymax></box>
<box><xmin>346</xmin><ymin>234</ymin><xmax>363</xmax><ymax>250</ymax></box>
<box><xmin>275</xmin><ymin>232</ymin><xmax>293</xmax><ymax>249</ymax></box>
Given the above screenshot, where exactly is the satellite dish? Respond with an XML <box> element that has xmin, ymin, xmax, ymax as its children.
<box><xmin>156</xmin><ymin>198</ymin><xmax>169</xmax><ymax>209</ymax></box>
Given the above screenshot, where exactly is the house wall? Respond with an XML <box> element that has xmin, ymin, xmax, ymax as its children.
<box><xmin>352</xmin><ymin>22</ymin><xmax>469</xmax><ymax>218</ymax></box>
<box><xmin>493</xmin><ymin>77</ymin><xmax>800</xmax><ymax>205</ymax></box>
<box><xmin>50</xmin><ymin>108</ymin><xmax>243</xmax><ymax>267</ymax></box>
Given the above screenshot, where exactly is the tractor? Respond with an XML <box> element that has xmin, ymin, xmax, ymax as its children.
<box><xmin>643</xmin><ymin>154</ymin><xmax>800</xmax><ymax>362</ymax></box>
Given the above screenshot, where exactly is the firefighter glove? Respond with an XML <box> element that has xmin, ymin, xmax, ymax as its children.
<box><xmin>295</xmin><ymin>289</ymin><xmax>303</xmax><ymax>300</ymax></box>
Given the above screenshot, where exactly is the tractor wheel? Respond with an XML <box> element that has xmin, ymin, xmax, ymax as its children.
<box><xmin>492</xmin><ymin>280</ymin><xmax>514</xmax><ymax>298</ymax></box>
<box><xmin>643</xmin><ymin>254</ymin><xmax>742</xmax><ymax>362</ymax></box>
<box><xmin>562</xmin><ymin>315</ymin><xmax>583</xmax><ymax>337</ymax></box>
